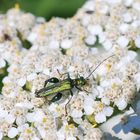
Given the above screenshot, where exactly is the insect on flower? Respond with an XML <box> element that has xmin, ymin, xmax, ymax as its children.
<box><xmin>35</xmin><ymin>55</ymin><xmax>115</xmax><ymax>113</ymax></box>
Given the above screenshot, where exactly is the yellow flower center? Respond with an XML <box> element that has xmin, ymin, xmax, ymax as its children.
<box><xmin>43</xmin><ymin>118</ymin><xmax>47</xmax><ymax>123</ymax></box>
<box><xmin>106</xmin><ymin>63</ymin><xmax>112</xmax><ymax>71</ymax></box>
<box><xmin>15</xmin><ymin>3</ymin><xmax>20</xmax><ymax>10</ymax></box>
<box><xmin>112</xmin><ymin>83</ymin><xmax>118</xmax><ymax>89</ymax></box>
<box><xmin>98</xmin><ymin>102</ymin><xmax>104</xmax><ymax>109</ymax></box>
<box><xmin>65</xmin><ymin>124</ymin><xmax>69</xmax><ymax>131</ymax></box>
<box><xmin>69</xmin><ymin>124</ymin><xmax>74</xmax><ymax>129</ymax></box>
<box><xmin>25</xmin><ymin>129</ymin><xmax>32</xmax><ymax>134</ymax></box>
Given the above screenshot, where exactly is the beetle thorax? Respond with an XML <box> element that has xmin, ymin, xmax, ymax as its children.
<box><xmin>75</xmin><ymin>76</ymin><xmax>86</xmax><ymax>86</ymax></box>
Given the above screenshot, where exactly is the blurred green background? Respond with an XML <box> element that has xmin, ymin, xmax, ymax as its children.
<box><xmin>0</xmin><ymin>0</ymin><xmax>85</xmax><ymax>20</ymax></box>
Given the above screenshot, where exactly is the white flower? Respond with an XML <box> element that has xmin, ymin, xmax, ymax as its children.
<box><xmin>127</xmin><ymin>51</ymin><xmax>137</xmax><ymax>61</ymax></box>
<box><xmin>91</xmin><ymin>48</ymin><xmax>98</xmax><ymax>54</ymax></box>
<box><xmin>43</xmin><ymin>68</ymin><xmax>50</xmax><ymax>75</ymax></box>
<box><xmin>123</xmin><ymin>13</ymin><xmax>132</xmax><ymax>23</ymax></box>
<box><xmin>15</xmin><ymin>102</ymin><xmax>34</xmax><ymax>109</ymax></box>
<box><xmin>133</xmin><ymin>2</ymin><xmax>140</xmax><ymax>12</ymax></box>
<box><xmin>101</xmin><ymin>97</ymin><xmax>110</xmax><ymax>105</ymax></box>
<box><xmin>83</xmin><ymin>0</ymin><xmax>95</xmax><ymax>11</ymax></box>
<box><xmin>27</xmin><ymin>33</ymin><xmax>37</xmax><ymax>42</ymax></box>
<box><xmin>37</xmin><ymin>126</ymin><xmax>46</xmax><ymax>138</ymax></box>
<box><xmin>115</xmin><ymin>61</ymin><xmax>125</xmax><ymax>72</ymax></box>
<box><xmin>99</xmin><ymin>4</ymin><xmax>109</xmax><ymax>14</ymax></box>
<box><xmin>102</xmin><ymin>40</ymin><xmax>112</xmax><ymax>50</ymax></box>
<box><xmin>95</xmin><ymin>65</ymin><xmax>108</xmax><ymax>76</ymax></box>
<box><xmin>105</xmin><ymin>0</ymin><xmax>121</xmax><ymax>4</ymax></box>
<box><xmin>27</xmin><ymin>73</ymin><xmax>37</xmax><ymax>81</ymax></box>
<box><xmin>115</xmin><ymin>98</ymin><xmax>127</xmax><ymax>110</ymax></box>
<box><xmin>103</xmin><ymin>106</ymin><xmax>113</xmax><ymax>117</ymax></box>
<box><xmin>95</xmin><ymin>112</ymin><xmax>106</xmax><ymax>123</ymax></box>
<box><xmin>87</xmin><ymin>25</ymin><xmax>103</xmax><ymax>35</ymax></box>
<box><xmin>36</xmin><ymin>17</ymin><xmax>45</xmax><ymax>23</ymax></box>
<box><xmin>8</xmin><ymin>127</ymin><xmax>18</xmax><ymax>138</ymax></box>
<box><xmin>81</xmin><ymin>16</ymin><xmax>90</xmax><ymax>26</ymax></box>
<box><xmin>0</xmin><ymin>108</ymin><xmax>8</xmax><ymax>118</ymax></box>
<box><xmin>48</xmin><ymin>103</ymin><xmax>60</xmax><ymax>117</ymax></box>
<box><xmin>117</xmin><ymin>51</ymin><xmax>137</xmax><ymax>66</ymax></box>
<box><xmin>131</xmin><ymin>20</ymin><xmax>140</xmax><ymax>28</ymax></box>
<box><xmin>96</xmin><ymin>86</ymin><xmax>104</xmax><ymax>98</ymax></box>
<box><xmin>134</xmin><ymin>73</ymin><xmax>140</xmax><ymax>86</ymax></box>
<box><xmin>67</xmin><ymin>137</ymin><xmax>77</xmax><ymax>140</ymax></box>
<box><xmin>84</xmin><ymin>96</ymin><xmax>94</xmax><ymax>115</ymax></box>
<box><xmin>100</xmin><ymin>80</ymin><xmax>110</xmax><ymax>88</ymax></box>
<box><xmin>123</xmin><ymin>0</ymin><xmax>133</xmax><ymax>7</ymax></box>
<box><xmin>7</xmin><ymin>64</ymin><xmax>18</xmax><ymax>73</ymax></box>
<box><xmin>49</xmin><ymin>40</ymin><xmax>59</xmax><ymax>49</ymax></box>
<box><xmin>98</xmin><ymin>33</ymin><xmax>106</xmax><ymax>43</ymax></box>
<box><xmin>117</xmin><ymin>36</ymin><xmax>129</xmax><ymax>48</ymax></box>
<box><xmin>84</xmin><ymin>127</ymin><xmax>103</xmax><ymax>140</ymax></box>
<box><xmin>16</xmin><ymin>116</ymin><xmax>26</xmax><ymax>126</ymax></box>
<box><xmin>34</xmin><ymin>110</ymin><xmax>46</xmax><ymax>122</ymax></box>
<box><xmin>57</xmin><ymin>130</ymin><xmax>65</xmax><ymax>140</ymax></box>
<box><xmin>135</xmin><ymin>37</ymin><xmax>140</xmax><ymax>48</ymax></box>
<box><xmin>0</xmin><ymin>131</ymin><xmax>3</xmax><ymax>140</ymax></box>
<box><xmin>0</xmin><ymin>59</ymin><xmax>6</xmax><ymax>68</ymax></box>
<box><xmin>32</xmin><ymin>136</ymin><xmax>40</xmax><ymax>140</ymax></box>
<box><xmin>36</xmin><ymin>126</ymin><xmax>46</xmax><ymax>138</ymax></box>
<box><xmin>2</xmin><ymin>76</ymin><xmax>11</xmax><ymax>84</ymax></box>
<box><xmin>35</xmin><ymin>63</ymin><xmax>43</xmax><ymax>72</ymax></box>
<box><xmin>17</xmin><ymin>123</ymin><xmax>29</xmax><ymax>132</ymax></box>
<box><xmin>5</xmin><ymin>114</ymin><xmax>16</xmax><ymax>124</ymax></box>
<box><xmin>85</xmin><ymin>35</ymin><xmax>96</xmax><ymax>46</ymax></box>
<box><xmin>119</xmin><ymin>23</ymin><xmax>129</xmax><ymax>34</ymax></box>
<box><xmin>26</xmin><ymin>112</ymin><xmax>35</xmax><ymax>122</ymax></box>
<box><xmin>18</xmin><ymin>78</ymin><xmax>26</xmax><ymax>87</ymax></box>
<box><xmin>111</xmin><ymin>78</ymin><xmax>122</xmax><ymax>86</ymax></box>
<box><xmin>71</xmin><ymin>109</ymin><xmax>83</xmax><ymax>118</ymax></box>
<box><xmin>61</xmin><ymin>39</ymin><xmax>72</xmax><ymax>49</ymax></box>
<box><xmin>72</xmin><ymin>118</ymin><xmax>83</xmax><ymax>125</ymax></box>
<box><xmin>6</xmin><ymin>91</ymin><xmax>16</xmax><ymax>98</ymax></box>
<box><xmin>68</xmin><ymin>66</ymin><xmax>75</xmax><ymax>72</ymax></box>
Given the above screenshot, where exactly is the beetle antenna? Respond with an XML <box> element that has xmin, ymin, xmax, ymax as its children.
<box><xmin>86</xmin><ymin>54</ymin><xmax>115</xmax><ymax>79</ymax></box>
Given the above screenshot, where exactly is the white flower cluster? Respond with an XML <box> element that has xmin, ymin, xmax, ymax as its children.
<box><xmin>0</xmin><ymin>0</ymin><xmax>140</xmax><ymax>139</ymax></box>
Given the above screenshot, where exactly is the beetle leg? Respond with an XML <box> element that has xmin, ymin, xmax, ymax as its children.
<box><xmin>65</xmin><ymin>90</ymin><xmax>73</xmax><ymax>115</ymax></box>
<box><xmin>75</xmin><ymin>86</ymin><xmax>82</xmax><ymax>91</ymax></box>
<box><xmin>49</xmin><ymin>92</ymin><xmax>62</xmax><ymax>104</ymax></box>
<box><xmin>57</xmin><ymin>69</ymin><xmax>70</xmax><ymax>79</ymax></box>
<box><xmin>44</xmin><ymin>77</ymin><xmax>59</xmax><ymax>87</ymax></box>
<box><xmin>83</xmin><ymin>89</ymin><xmax>91</xmax><ymax>93</ymax></box>
<box><xmin>75</xmin><ymin>86</ymin><xmax>91</xmax><ymax>93</ymax></box>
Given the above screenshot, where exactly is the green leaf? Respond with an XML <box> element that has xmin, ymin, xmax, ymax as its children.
<box><xmin>0</xmin><ymin>61</ymin><xmax>9</xmax><ymax>94</ymax></box>
<box><xmin>86</xmin><ymin>114</ymin><xmax>97</xmax><ymax>127</ymax></box>
<box><xmin>17</xmin><ymin>30</ymin><xmax>32</xmax><ymax>49</ymax></box>
<box><xmin>2</xmin><ymin>137</ymin><xmax>16</xmax><ymax>140</ymax></box>
<box><xmin>0</xmin><ymin>0</ymin><xmax>85</xmax><ymax>20</ymax></box>
<box><xmin>22</xmin><ymin>81</ymin><xmax>32</xmax><ymax>91</ymax></box>
<box><xmin>131</xmin><ymin>128</ymin><xmax>140</xmax><ymax>135</ymax></box>
<box><xmin>128</xmin><ymin>40</ymin><xmax>138</xmax><ymax>51</ymax></box>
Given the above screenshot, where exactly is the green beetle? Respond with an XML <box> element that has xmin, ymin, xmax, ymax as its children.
<box><xmin>35</xmin><ymin>55</ymin><xmax>114</xmax><ymax>105</ymax></box>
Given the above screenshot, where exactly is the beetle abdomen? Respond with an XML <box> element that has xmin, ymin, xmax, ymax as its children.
<box><xmin>39</xmin><ymin>80</ymin><xmax>72</xmax><ymax>97</ymax></box>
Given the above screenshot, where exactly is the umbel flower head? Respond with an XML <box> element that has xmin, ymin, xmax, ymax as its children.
<box><xmin>0</xmin><ymin>0</ymin><xmax>140</xmax><ymax>139</ymax></box>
